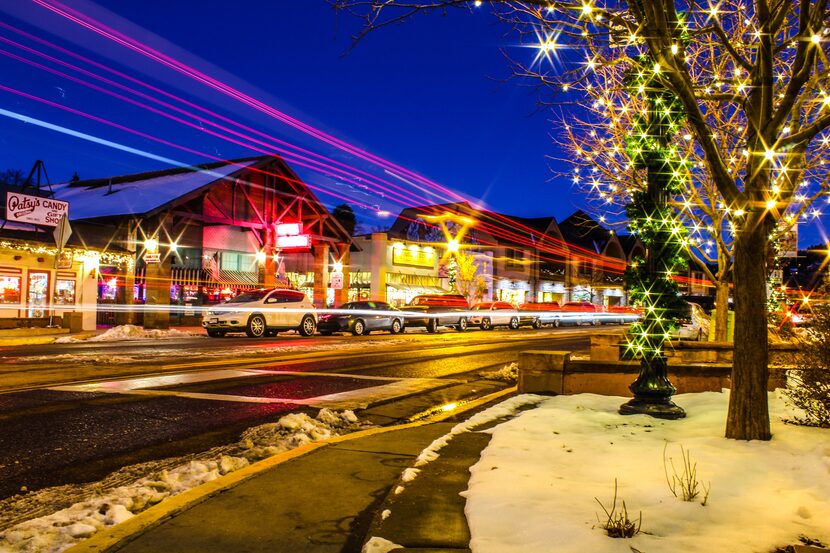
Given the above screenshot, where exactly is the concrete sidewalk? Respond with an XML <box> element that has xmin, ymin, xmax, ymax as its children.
<box><xmin>0</xmin><ymin>325</ymin><xmax>205</xmax><ymax>347</ymax></box>
<box><xmin>67</xmin><ymin>392</ymin><xmax>509</xmax><ymax>553</ymax></box>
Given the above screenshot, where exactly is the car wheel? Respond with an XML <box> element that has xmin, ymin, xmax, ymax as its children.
<box><xmin>390</xmin><ymin>318</ymin><xmax>403</xmax><ymax>334</ymax></box>
<box><xmin>509</xmin><ymin>317</ymin><xmax>519</xmax><ymax>330</ymax></box>
<box><xmin>352</xmin><ymin>319</ymin><xmax>366</xmax><ymax>336</ymax></box>
<box><xmin>481</xmin><ymin>317</ymin><xmax>492</xmax><ymax>331</ymax></box>
<box><xmin>426</xmin><ymin>319</ymin><xmax>438</xmax><ymax>333</ymax></box>
<box><xmin>553</xmin><ymin>318</ymin><xmax>561</xmax><ymax>328</ymax></box>
<box><xmin>245</xmin><ymin>314</ymin><xmax>266</xmax><ymax>338</ymax></box>
<box><xmin>456</xmin><ymin>317</ymin><xmax>468</xmax><ymax>332</ymax></box>
<box><xmin>299</xmin><ymin>315</ymin><xmax>316</xmax><ymax>336</ymax></box>
<box><xmin>532</xmin><ymin>318</ymin><xmax>543</xmax><ymax>329</ymax></box>
<box><xmin>206</xmin><ymin>330</ymin><xmax>225</xmax><ymax>338</ymax></box>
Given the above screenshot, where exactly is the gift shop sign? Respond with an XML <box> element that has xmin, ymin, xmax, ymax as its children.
<box><xmin>5</xmin><ymin>192</ymin><xmax>69</xmax><ymax>227</ymax></box>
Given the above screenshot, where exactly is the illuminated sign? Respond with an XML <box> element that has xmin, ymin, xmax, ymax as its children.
<box><xmin>143</xmin><ymin>252</ymin><xmax>161</xmax><ymax>263</ymax></box>
<box><xmin>393</xmin><ymin>247</ymin><xmax>435</xmax><ymax>268</ymax></box>
<box><xmin>5</xmin><ymin>192</ymin><xmax>69</xmax><ymax>227</ymax></box>
<box><xmin>276</xmin><ymin>222</ymin><xmax>302</xmax><ymax>236</ymax></box>
<box><xmin>277</xmin><ymin>234</ymin><xmax>310</xmax><ymax>249</ymax></box>
<box><xmin>330</xmin><ymin>272</ymin><xmax>344</xmax><ymax>290</ymax></box>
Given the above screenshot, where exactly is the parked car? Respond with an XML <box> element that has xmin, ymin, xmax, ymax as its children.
<box><xmin>560</xmin><ymin>301</ymin><xmax>600</xmax><ymax>325</ymax></box>
<box><xmin>787</xmin><ymin>300</ymin><xmax>816</xmax><ymax>327</ymax></box>
<box><xmin>317</xmin><ymin>301</ymin><xmax>405</xmax><ymax>336</ymax></box>
<box><xmin>202</xmin><ymin>288</ymin><xmax>316</xmax><ymax>338</ymax></box>
<box><xmin>519</xmin><ymin>301</ymin><xmax>562</xmax><ymax>327</ymax></box>
<box><xmin>399</xmin><ymin>294</ymin><xmax>469</xmax><ymax>333</ymax></box>
<box><xmin>606</xmin><ymin>305</ymin><xmax>643</xmax><ymax>325</ymax></box>
<box><xmin>470</xmin><ymin>301</ymin><xmax>521</xmax><ymax>330</ymax></box>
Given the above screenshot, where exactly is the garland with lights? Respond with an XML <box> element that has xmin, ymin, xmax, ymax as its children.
<box><xmin>619</xmin><ymin>52</ymin><xmax>689</xmax><ymax>419</ymax></box>
<box><xmin>0</xmin><ymin>239</ymin><xmax>134</xmax><ymax>267</ymax></box>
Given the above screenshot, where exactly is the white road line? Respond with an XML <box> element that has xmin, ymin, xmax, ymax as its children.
<box><xmin>47</xmin><ymin>369</ymin><xmax>455</xmax><ymax>407</ymax></box>
<box><xmin>48</xmin><ymin>369</ymin><xmax>267</xmax><ymax>392</ymax></box>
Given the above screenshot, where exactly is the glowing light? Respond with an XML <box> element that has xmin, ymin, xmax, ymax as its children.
<box><xmin>766</xmin><ymin>199</ymin><xmax>777</xmax><ymax>210</ymax></box>
<box><xmin>169</xmin><ymin>242</ymin><xmax>178</xmax><ymax>252</ymax></box>
<box><xmin>447</xmin><ymin>239</ymin><xmax>460</xmax><ymax>253</ymax></box>
<box><xmin>670</xmin><ymin>44</ymin><xmax>679</xmax><ymax>55</ymax></box>
<box><xmin>440</xmin><ymin>402</ymin><xmax>458</xmax><ymax>412</ymax></box>
<box><xmin>255</xmin><ymin>250</ymin><xmax>266</xmax><ymax>263</ymax></box>
<box><xmin>144</xmin><ymin>238</ymin><xmax>158</xmax><ymax>253</ymax></box>
<box><xmin>811</xmin><ymin>34</ymin><xmax>821</xmax><ymax>44</ymax></box>
<box><xmin>581</xmin><ymin>3</ymin><xmax>593</xmax><ymax>15</ymax></box>
<box><xmin>332</xmin><ymin>261</ymin><xmax>343</xmax><ymax>272</ymax></box>
<box><xmin>764</xmin><ymin>149</ymin><xmax>776</xmax><ymax>161</ymax></box>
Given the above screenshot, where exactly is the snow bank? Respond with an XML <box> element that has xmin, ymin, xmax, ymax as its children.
<box><xmin>465</xmin><ymin>391</ymin><xmax>830</xmax><ymax>553</ymax></box>
<box><xmin>55</xmin><ymin>325</ymin><xmax>201</xmax><ymax>343</ymax></box>
<box><xmin>0</xmin><ymin>409</ymin><xmax>366</xmax><ymax>553</ymax></box>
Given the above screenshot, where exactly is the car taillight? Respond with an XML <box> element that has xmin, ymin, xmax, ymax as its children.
<box><xmin>319</xmin><ymin>314</ymin><xmax>332</xmax><ymax>320</ymax></box>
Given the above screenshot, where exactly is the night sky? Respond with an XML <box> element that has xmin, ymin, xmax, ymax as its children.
<box><xmin>1</xmin><ymin>0</ymin><xmax>827</xmax><ymax>245</ymax></box>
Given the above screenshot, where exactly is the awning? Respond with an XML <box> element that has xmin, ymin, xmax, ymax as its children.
<box><xmin>214</xmin><ymin>270</ymin><xmax>260</xmax><ymax>289</ymax></box>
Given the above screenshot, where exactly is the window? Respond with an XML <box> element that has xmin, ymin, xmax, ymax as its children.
<box><xmin>0</xmin><ymin>276</ymin><xmax>21</xmax><ymax>304</ymax></box>
<box><xmin>220</xmin><ymin>252</ymin><xmax>257</xmax><ymax>271</ymax></box>
<box><xmin>54</xmin><ymin>279</ymin><xmax>76</xmax><ymax>305</ymax></box>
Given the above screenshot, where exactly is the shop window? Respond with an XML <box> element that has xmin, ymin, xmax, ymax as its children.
<box><xmin>27</xmin><ymin>272</ymin><xmax>49</xmax><ymax>318</ymax></box>
<box><xmin>220</xmin><ymin>252</ymin><xmax>256</xmax><ymax>271</ymax></box>
<box><xmin>0</xmin><ymin>276</ymin><xmax>21</xmax><ymax>304</ymax></box>
<box><xmin>54</xmin><ymin>279</ymin><xmax>76</xmax><ymax>305</ymax></box>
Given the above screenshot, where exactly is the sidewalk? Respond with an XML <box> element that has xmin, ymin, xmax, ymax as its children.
<box><xmin>67</xmin><ymin>392</ymin><xmax>509</xmax><ymax>553</ymax></box>
<box><xmin>0</xmin><ymin>325</ymin><xmax>205</xmax><ymax>347</ymax></box>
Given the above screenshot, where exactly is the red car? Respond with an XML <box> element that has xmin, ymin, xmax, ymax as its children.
<box><xmin>560</xmin><ymin>301</ymin><xmax>600</xmax><ymax>325</ymax></box>
<box><xmin>519</xmin><ymin>302</ymin><xmax>562</xmax><ymax>327</ymax></box>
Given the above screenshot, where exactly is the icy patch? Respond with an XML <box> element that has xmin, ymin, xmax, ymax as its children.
<box><xmin>0</xmin><ymin>409</ymin><xmax>368</xmax><ymax>553</ymax></box>
<box><xmin>55</xmin><ymin>325</ymin><xmax>202</xmax><ymax>343</ymax></box>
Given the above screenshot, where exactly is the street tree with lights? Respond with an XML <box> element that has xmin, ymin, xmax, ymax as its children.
<box><xmin>336</xmin><ymin>0</ymin><xmax>830</xmax><ymax>440</ymax></box>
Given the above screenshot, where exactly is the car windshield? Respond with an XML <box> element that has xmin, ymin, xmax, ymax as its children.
<box><xmin>225</xmin><ymin>290</ymin><xmax>268</xmax><ymax>304</ymax></box>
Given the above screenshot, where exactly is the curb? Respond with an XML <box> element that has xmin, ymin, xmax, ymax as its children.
<box><xmin>0</xmin><ymin>332</ymin><xmax>98</xmax><ymax>347</ymax></box>
<box><xmin>67</xmin><ymin>386</ymin><xmax>517</xmax><ymax>553</ymax></box>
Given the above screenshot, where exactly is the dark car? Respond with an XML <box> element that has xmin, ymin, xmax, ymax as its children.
<box><xmin>317</xmin><ymin>301</ymin><xmax>405</xmax><ymax>336</ymax></box>
<box><xmin>399</xmin><ymin>294</ymin><xmax>469</xmax><ymax>333</ymax></box>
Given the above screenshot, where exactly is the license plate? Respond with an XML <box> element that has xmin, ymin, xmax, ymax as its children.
<box><xmin>210</xmin><ymin>318</ymin><xmax>219</xmax><ymax>324</ymax></box>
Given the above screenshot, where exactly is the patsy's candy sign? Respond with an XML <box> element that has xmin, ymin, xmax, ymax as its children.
<box><xmin>5</xmin><ymin>192</ymin><xmax>69</xmax><ymax>227</ymax></box>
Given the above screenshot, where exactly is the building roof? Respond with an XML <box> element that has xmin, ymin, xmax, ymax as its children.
<box><xmin>52</xmin><ymin>158</ymin><xmax>259</xmax><ymax>220</ymax></box>
<box><xmin>558</xmin><ymin>210</ymin><xmax>614</xmax><ymax>254</ymax></box>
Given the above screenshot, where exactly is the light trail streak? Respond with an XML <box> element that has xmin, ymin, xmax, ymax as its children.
<box><xmin>3</xmin><ymin>7</ymin><xmax>627</xmax><ymax>273</ymax></box>
<box><xmin>29</xmin><ymin>0</ymin><xmax>621</xmax><ymax>267</ymax></box>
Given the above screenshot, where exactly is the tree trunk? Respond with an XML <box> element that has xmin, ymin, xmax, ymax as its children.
<box><xmin>714</xmin><ymin>280</ymin><xmax>730</xmax><ymax>342</ymax></box>
<box><xmin>726</xmin><ymin>218</ymin><xmax>771</xmax><ymax>440</ymax></box>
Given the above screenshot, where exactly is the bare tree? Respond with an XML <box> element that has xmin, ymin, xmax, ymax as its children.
<box><xmin>336</xmin><ymin>0</ymin><xmax>830</xmax><ymax>440</ymax></box>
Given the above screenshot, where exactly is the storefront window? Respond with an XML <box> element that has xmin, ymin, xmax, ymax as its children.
<box><xmin>54</xmin><ymin>279</ymin><xmax>76</xmax><ymax>305</ymax></box>
<box><xmin>183</xmin><ymin>285</ymin><xmax>199</xmax><ymax>302</ymax></box>
<box><xmin>0</xmin><ymin>276</ymin><xmax>21</xmax><ymax>304</ymax></box>
<box><xmin>100</xmin><ymin>276</ymin><xmax>118</xmax><ymax>301</ymax></box>
<box><xmin>27</xmin><ymin>272</ymin><xmax>49</xmax><ymax>318</ymax></box>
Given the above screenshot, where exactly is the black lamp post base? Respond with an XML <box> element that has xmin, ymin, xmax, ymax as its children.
<box><xmin>619</xmin><ymin>397</ymin><xmax>686</xmax><ymax>419</ymax></box>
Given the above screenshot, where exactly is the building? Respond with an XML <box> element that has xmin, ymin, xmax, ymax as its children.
<box><xmin>558</xmin><ymin>210</ymin><xmax>629</xmax><ymax>306</ymax></box>
<box><xmin>1</xmin><ymin>182</ymin><xmax>131</xmax><ymax>330</ymax></box>
<box><xmin>50</xmin><ymin>155</ymin><xmax>353</xmax><ymax>328</ymax></box>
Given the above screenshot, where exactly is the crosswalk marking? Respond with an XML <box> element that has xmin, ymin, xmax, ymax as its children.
<box><xmin>47</xmin><ymin>368</ymin><xmax>456</xmax><ymax>408</ymax></box>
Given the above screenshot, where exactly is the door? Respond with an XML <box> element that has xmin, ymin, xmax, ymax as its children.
<box><xmin>27</xmin><ymin>272</ymin><xmax>50</xmax><ymax>318</ymax></box>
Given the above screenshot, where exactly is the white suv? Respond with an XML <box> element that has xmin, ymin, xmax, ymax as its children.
<box><xmin>202</xmin><ymin>288</ymin><xmax>316</xmax><ymax>338</ymax></box>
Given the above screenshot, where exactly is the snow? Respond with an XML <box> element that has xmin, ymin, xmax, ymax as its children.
<box><xmin>54</xmin><ymin>325</ymin><xmax>201</xmax><ymax>343</ymax></box>
<box><xmin>52</xmin><ymin>161</ymin><xmax>255</xmax><ymax>220</ymax></box>
<box><xmin>464</xmin><ymin>391</ymin><xmax>830</xmax><ymax>553</ymax></box>
<box><xmin>478</xmin><ymin>362</ymin><xmax>518</xmax><ymax>383</ymax></box>
<box><xmin>0</xmin><ymin>409</ymin><xmax>367</xmax><ymax>553</ymax></box>
<box><xmin>361</xmin><ymin>536</ymin><xmax>403</xmax><ymax>553</ymax></box>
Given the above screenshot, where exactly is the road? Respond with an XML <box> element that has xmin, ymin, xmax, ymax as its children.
<box><xmin>0</xmin><ymin>325</ymin><xmax>609</xmax><ymax>528</ymax></box>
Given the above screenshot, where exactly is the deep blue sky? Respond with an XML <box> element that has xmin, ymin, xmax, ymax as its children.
<box><xmin>0</xmin><ymin>0</ymin><xmax>826</xmax><ymax>245</ymax></box>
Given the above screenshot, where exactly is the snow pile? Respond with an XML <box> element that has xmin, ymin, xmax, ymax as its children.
<box><xmin>0</xmin><ymin>409</ymin><xmax>365</xmax><ymax>553</ymax></box>
<box><xmin>479</xmin><ymin>362</ymin><xmax>518</xmax><ymax>383</ymax></box>
<box><xmin>465</xmin><ymin>391</ymin><xmax>830</xmax><ymax>553</ymax></box>
<box><xmin>55</xmin><ymin>325</ymin><xmax>202</xmax><ymax>343</ymax></box>
<box><xmin>361</xmin><ymin>536</ymin><xmax>403</xmax><ymax>553</ymax></box>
